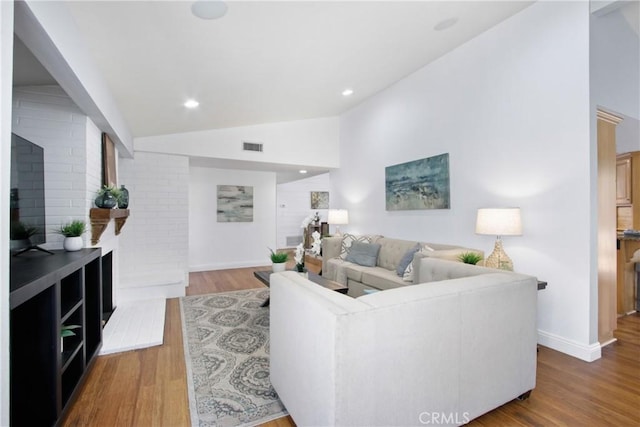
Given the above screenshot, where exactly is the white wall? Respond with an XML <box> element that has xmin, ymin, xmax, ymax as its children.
<box><xmin>616</xmin><ymin>115</ymin><xmax>640</xmax><ymax>154</ymax></box>
<box><xmin>189</xmin><ymin>166</ymin><xmax>276</xmax><ymax>271</ymax></box>
<box><xmin>276</xmin><ymin>173</ymin><xmax>330</xmax><ymax>248</ymax></box>
<box><xmin>0</xmin><ymin>2</ymin><xmax>14</xmax><ymax>423</ymax></box>
<box><xmin>135</xmin><ymin>116</ymin><xmax>340</xmax><ymax>169</ymax></box>
<box><xmin>591</xmin><ymin>2</ymin><xmax>640</xmax><ymax>120</ymax></box>
<box><xmin>334</xmin><ymin>2</ymin><xmax>597</xmax><ymax>360</ymax></box>
<box><xmin>118</xmin><ymin>152</ymin><xmax>189</xmax><ymax>298</ymax></box>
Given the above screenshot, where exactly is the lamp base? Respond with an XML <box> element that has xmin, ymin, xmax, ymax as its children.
<box><xmin>484</xmin><ymin>237</ymin><xmax>514</xmax><ymax>271</ymax></box>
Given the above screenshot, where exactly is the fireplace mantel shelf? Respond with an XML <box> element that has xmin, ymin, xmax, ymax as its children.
<box><xmin>90</xmin><ymin>208</ymin><xmax>130</xmax><ymax>245</ymax></box>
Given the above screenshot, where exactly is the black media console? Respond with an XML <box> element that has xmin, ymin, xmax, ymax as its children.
<box><xmin>10</xmin><ymin>248</ymin><xmax>102</xmax><ymax>426</ymax></box>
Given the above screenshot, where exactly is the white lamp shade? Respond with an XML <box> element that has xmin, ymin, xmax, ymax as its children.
<box><xmin>328</xmin><ymin>209</ymin><xmax>349</xmax><ymax>225</ymax></box>
<box><xmin>475</xmin><ymin>208</ymin><xmax>522</xmax><ymax>236</ymax></box>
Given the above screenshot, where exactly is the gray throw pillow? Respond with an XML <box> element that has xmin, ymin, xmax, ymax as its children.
<box><xmin>345</xmin><ymin>242</ymin><xmax>382</xmax><ymax>267</ymax></box>
<box><xmin>396</xmin><ymin>243</ymin><xmax>421</xmax><ymax>276</ymax></box>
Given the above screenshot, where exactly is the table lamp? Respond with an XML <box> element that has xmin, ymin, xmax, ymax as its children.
<box><xmin>475</xmin><ymin>208</ymin><xmax>522</xmax><ymax>271</ymax></box>
<box><xmin>328</xmin><ymin>209</ymin><xmax>349</xmax><ymax>236</ymax></box>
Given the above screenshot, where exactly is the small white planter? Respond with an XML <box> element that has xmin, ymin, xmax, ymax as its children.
<box><xmin>272</xmin><ymin>262</ymin><xmax>286</xmax><ymax>273</ymax></box>
<box><xmin>63</xmin><ymin>236</ymin><xmax>83</xmax><ymax>252</ymax></box>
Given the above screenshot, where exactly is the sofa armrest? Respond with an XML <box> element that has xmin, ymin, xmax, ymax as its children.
<box><xmin>321</xmin><ymin>236</ymin><xmax>343</xmax><ymax>265</ymax></box>
<box><xmin>270</xmin><ymin>272</ymin><xmax>368</xmax><ymax>426</ymax></box>
<box><xmin>411</xmin><ymin>247</ymin><xmax>484</xmax><ymax>283</ymax></box>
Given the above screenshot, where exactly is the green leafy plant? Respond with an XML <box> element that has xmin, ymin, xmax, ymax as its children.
<box><xmin>269</xmin><ymin>248</ymin><xmax>288</xmax><ymax>263</ymax></box>
<box><xmin>61</xmin><ymin>324</ymin><xmax>81</xmax><ymax>338</ymax></box>
<box><xmin>110</xmin><ymin>187</ymin><xmax>123</xmax><ymax>203</ymax></box>
<box><xmin>56</xmin><ymin>220</ymin><xmax>87</xmax><ymax>237</ymax></box>
<box><xmin>458</xmin><ymin>252</ymin><xmax>483</xmax><ymax>265</ymax></box>
<box><xmin>97</xmin><ymin>184</ymin><xmax>116</xmax><ymax>196</ymax></box>
<box><xmin>10</xmin><ymin>221</ymin><xmax>38</xmax><ymax>240</ymax></box>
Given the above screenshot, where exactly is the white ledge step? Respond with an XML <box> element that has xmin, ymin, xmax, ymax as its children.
<box><xmin>100</xmin><ymin>298</ymin><xmax>166</xmax><ymax>355</ymax></box>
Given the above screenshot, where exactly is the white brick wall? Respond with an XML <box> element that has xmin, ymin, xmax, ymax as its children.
<box><xmin>85</xmin><ymin>118</ymin><xmax>102</xmax><ymax>216</ymax></box>
<box><xmin>12</xmin><ymin>86</ymin><xmax>96</xmax><ymax>248</ymax></box>
<box><xmin>118</xmin><ymin>152</ymin><xmax>189</xmax><ymax>290</ymax></box>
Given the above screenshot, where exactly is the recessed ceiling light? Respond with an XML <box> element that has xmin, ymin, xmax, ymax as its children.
<box><xmin>191</xmin><ymin>0</ymin><xmax>228</xmax><ymax>20</ymax></box>
<box><xmin>184</xmin><ymin>99</ymin><xmax>200</xmax><ymax>109</ymax></box>
<box><xmin>342</xmin><ymin>89</ymin><xmax>354</xmax><ymax>97</ymax></box>
<box><xmin>434</xmin><ymin>17</ymin><xmax>458</xmax><ymax>31</ymax></box>
<box><xmin>299</xmin><ymin>170</ymin><xmax>308</xmax><ymax>174</ymax></box>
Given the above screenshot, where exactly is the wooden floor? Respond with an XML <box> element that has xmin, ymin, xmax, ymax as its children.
<box><xmin>63</xmin><ymin>264</ymin><xmax>640</xmax><ymax>426</ymax></box>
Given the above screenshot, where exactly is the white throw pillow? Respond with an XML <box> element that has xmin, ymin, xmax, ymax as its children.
<box><xmin>420</xmin><ymin>244</ymin><xmax>435</xmax><ymax>253</ymax></box>
<box><xmin>424</xmin><ymin>249</ymin><xmax>467</xmax><ymax>262</ymax></box>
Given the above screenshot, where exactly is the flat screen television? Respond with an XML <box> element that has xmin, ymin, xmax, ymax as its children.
<box><xmin>10</xmin><ymin>133</ymin><xmax>46</xmax><ymax>246</ymax></box>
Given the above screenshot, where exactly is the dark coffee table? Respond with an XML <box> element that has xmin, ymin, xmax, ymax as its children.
<box><xmin>253</xmin><ymin>270</ymin><xmax>348</xmax><ymax>307</ymax></box>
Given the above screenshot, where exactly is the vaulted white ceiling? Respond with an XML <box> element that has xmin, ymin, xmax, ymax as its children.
<box><xmin>62</xmin><ymin>1</ymin><xmax>534</xmax><ymax>138</ymax></box>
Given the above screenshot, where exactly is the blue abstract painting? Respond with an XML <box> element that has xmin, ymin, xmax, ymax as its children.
<box><xmin>217</xmin><ymin>185</ymin><xmax>254</xmax><ymax>222</ymax></box>
<box><xmin>385</xmin><ymin>153</ymin><xmax>450</xmax><ymax>210</ymax></box>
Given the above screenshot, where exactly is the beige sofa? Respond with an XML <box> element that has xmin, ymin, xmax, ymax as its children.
<box><xmin>270</xmin><ymin>259</ymin><xmax>538</xmax><ymax>426</ymax></box>
<box><xmin>322</xmin><ymin>234</ymin><xmax>484</xmax><ymax>297</ymax></box>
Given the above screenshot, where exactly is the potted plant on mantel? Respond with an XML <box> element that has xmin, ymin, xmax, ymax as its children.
<box><xmin>56</xmin><ymin>220</ymin><xmax>87</xmax><ymax>252</ymax></box>
<box><xmin>94</xmin><ymin>185</ymin><xmax>118</xmax><ymax>209</ymax></box>
<box><xmin>269</xmin><ymin>248</ymin><xmax>288</xmax><ymax>273</ymax></box>
<box><xmin>95</xmin><ymin>185</ymin><xmax>130</xmax><ymax>209</ymax></box>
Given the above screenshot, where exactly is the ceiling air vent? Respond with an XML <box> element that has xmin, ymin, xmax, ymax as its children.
<box><xmin>242</xmin><ymin>141</ymin><xmax>263</xmax><ymax>152</ymax></box>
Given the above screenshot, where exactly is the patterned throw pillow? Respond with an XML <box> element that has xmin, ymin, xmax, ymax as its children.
<box><xmin>402</xmin><ymin>262</ymin><xmax>414</xmax><ymax>282</ymax></box>
<box><xmin>339</xmin><ymin>234</ymin><xmax>383</xmax><ymax>259</ymax></box>
<box><xmin>396</xmin><ymin>243</ymin><xmax>421</xmax><ymax>276</ymax></box>
<box><xmin>403</xmin><ymin>244</ymin><xmax>433</xmax><ymax>281</ymax></box>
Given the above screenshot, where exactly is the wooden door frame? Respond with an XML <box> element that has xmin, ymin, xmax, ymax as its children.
<box><xmin>597</xmin><ymin>109</ymin><xmax>623</xmax><ymax>345</ymax></box>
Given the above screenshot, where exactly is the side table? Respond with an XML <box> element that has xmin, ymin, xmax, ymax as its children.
<box><xmin>304</xmin><ymin>252</ymin><xmax>322</xmax><ymax>273</ymax></box>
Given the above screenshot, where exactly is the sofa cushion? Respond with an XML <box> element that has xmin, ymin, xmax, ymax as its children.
<box><xmin>344</xmin><ymin>263</ymin><xmax>370</xmax><ymax>283</ymax></box>
<box><xmin>345</xmin><ymin>242</ymin><xmax>381</xmax><ymax>267</ymax></box>
<box><xmin>377</xmin><ymin>238</ymin><xmax>421</xmax><ymax>270</ymax></box>
<box><xmin>361</xmin><ymin>267</ymin><xmax>408</xmax><ymax>290</ymax></box>
<box><xmin>396</xmin><ymin>243</ymin><xmax>421</xmax><ymax>276</ymax></box>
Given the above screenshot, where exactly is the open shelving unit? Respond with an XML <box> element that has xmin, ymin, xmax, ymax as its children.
<box><xmin>10</xmin><ymin>248</ymin><xmax>102</xmax><ymax>426</ymax></box>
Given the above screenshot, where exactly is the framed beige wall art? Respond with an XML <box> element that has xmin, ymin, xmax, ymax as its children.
<box><xmin>310</xmin><ymin>191</ymin><xmax>329</xmax><ymax>209</ymax></box>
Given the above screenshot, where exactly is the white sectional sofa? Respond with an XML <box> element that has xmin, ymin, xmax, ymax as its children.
<box><xmin>322</xmin><ymin>234</ymin><xmax>484</xmax><ymax>297</ymax></box>
<box><xmin>269</xmin><ymin>259</ymin><xmax>538</xmax><ymax>426</ymax></box>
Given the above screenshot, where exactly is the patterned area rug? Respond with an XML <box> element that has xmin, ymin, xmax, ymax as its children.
<box><xmin>180</xmin><ymin>288</ymin><xmax>287</xmax><ymax>427</ymax></box>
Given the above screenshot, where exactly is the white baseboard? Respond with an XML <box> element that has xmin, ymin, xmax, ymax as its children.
<box><xmin>189</xmin><ymin>260</ymin><xmax>270</xmax><ymax>272</ymax></box>
<box><xmin>537</xmin><ymin>329</ymin><xmax>602</xmax><ymax>362</ymax></box>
